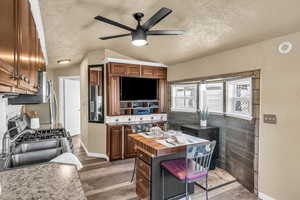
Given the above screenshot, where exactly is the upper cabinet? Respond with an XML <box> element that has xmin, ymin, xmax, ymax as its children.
<box><xmin>108</xmin><ymin>62</ymin><xmax>167</xmax><ymax>79</ymax></box>
<box><xmin>108</xmin><ymin>62</ymin><xmax>141</xmax><ymax>77</ymax></box>
<box><xmin>0</xmin><ymin>0</ymin><xmax>46</xmax><ymax>94</ymax></box>
<box><xmin>142</xmin><ymin>66</ymin><xmax>167</xmax><ymax>79</ymax></box>
<box><xmin>0</xmin><ymin>0</ymin><xmax>18</xmax><ymax>92</ymax></box>
<box><xmin>106</xmin><ymin>62</ymin><xmax>167</xmax><ymax>116</ymax></box>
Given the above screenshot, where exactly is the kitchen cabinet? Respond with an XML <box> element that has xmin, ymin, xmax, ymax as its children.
<box><xmin>18</xmin><ymin>0</ymin><xmax>32</xmax><ymax>91</ymax></box>
<box><xmin>107</xmin><ymin>125</ymin><xmax>123</xmax><ymax>160</ymax></box>
<box><xmin>126</xmin><ymin>64</ymin><xmax>140</xmax><ymax>77</ymax></box>
<box><xmin>29</xmin><ymin>14</ymin><xmax>39</xmax><ymax>92</ymax></box>
<box><xmin>0</xmin><ymin>0</ymin><xmax>18</xmax><ymax>92</ymax></box>
<box><xmin>124</xmin><ymin>126</ymin><xmax>136</xmax><ymax>158</ymax></box>
<box><xmin>141</xmin><ymin>66</ymin><xmax>167</xmax><ymax>79</ymax></box>
<box><xmin>106</xmin><ymin>62</ymin><xmax>167</xmax><ymax>116</ymax></box>
<box><xmin>107</xmin><ymin>76</ymin><xmax>120</xmax><ymax>116</ymax></box>
<box><xmin>141</xmin><ymin>66</ymin><xmax>156</xmax><ymax>78</ymax></box>
<box><xmin>107</xmin><ymin>122</ymin><xmax>166</xmax><ymax>161</ymax></box>
<box><xmin>0</xmin><ymin>0</ymin><xmax>46</xmax><ymax>94</ymax></box>
<box><xmin>108</xmin><ymin>62</ymin><xmax>140</xmax><ymax>77</ymax></box>
<box><xmin>108</xmin><ymin>62</ymin><xmax>127</xmax><ymax>76</ymax></box>
<box><xmin>159</xmin><ymin>79</ymin><xmax>167</xmax><ymax>113</ymax></box>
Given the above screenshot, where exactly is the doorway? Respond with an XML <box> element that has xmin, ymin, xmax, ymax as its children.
<box><xmin>59</xmin><ymin>76</ymin><xmax>80</xmax><ymax>136</ymax></box>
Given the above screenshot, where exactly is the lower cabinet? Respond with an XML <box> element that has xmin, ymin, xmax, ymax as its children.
<box><xmin>136</xmin><ymin>171</ymin><xmax>150</xmax><ymax>199</ymax></box>
<box><xmin>107</xmin><ymin>125</ymin><xmax>123</xmax><ymax>160</ymax></box>
<box><xmin>107</xmin><ymin>122</ymin><xmax>166</xmax><ymax>161</ymax></box>
<box><xmin>124</xmin><ymin>126</ymin><xmax>136</xmax><ymax>158</ymax></box>
<box><xmin>136</xmin><ymin>148</ymin><xmax>151</xmax><ymax>200</ymax></box>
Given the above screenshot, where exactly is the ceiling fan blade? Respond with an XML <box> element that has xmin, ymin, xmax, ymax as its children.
<box><xmin>99</xmin><ymin>33</ymin><xmax>131</xmax><ymax>40</ymax></box>
<box><xmin>142</xmin><ymin>7</ymin><xmax>172</xmax><ymax>30</ymax></box>
<box><xmin>95</xmin><ymin>15</ymin><xmax>134</xmax><ymax>32</ymax></box>
<box><xmin>147</xmin><ymin>30</ymin><xmax>184</xmax><ymax>35</ymax></box>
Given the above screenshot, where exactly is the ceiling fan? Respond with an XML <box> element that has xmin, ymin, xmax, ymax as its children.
<box><xmin>94</xmin><ymin>7</ymin><xmax>184</xmax><ymax>46</ymax></box>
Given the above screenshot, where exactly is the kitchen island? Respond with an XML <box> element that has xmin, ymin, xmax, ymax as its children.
<box><xmin>0</xmin><ymin>163</ymin><xmax>86</xmax><ymax>200</ymax></box>
<box><xmin>129</xmin><ymin>132</ymin><xmax>208</xmax><ymax>200</ymax></box>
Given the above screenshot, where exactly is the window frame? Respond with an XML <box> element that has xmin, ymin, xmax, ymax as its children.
<box><xmin>199</xmin><ymin>82</ymin><xmax>224</xmax><ymax>114</ymax></box>
<box><xmin>171</xmin><ymin>84</ymin><xmax>198</xmax><ymax>112</ymax></box>
<box><xmin>226</xmin><ymin>77</ymin><xmax>253</xmax><ymax>120</ymax></box>
<box><xmin>170</xmin><ymin>77</ymin><xmax>253</xmax><ymax>121</ymax></box>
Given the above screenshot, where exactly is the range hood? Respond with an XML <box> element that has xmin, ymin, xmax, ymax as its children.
<box><xmin>8</xmin><ymin>72</ymin><xmax>49</xmax><ymax>105</ymax></box>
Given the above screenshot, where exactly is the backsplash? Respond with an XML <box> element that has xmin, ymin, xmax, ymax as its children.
<box><xmin>0</xmin><ymin>95</ymin><xmax>23</xmax><ymax>152</ymax></box>
<box><xmin>105</xmin><ymin>114</ymin><xmax>167</xmax><ymax>124</ymax></box>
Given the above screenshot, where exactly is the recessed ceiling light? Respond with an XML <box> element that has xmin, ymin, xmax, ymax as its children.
<box><xmin>57</xmin><ymin>59</ymin><xmax>71</xmax><ymax>64</ymax></box>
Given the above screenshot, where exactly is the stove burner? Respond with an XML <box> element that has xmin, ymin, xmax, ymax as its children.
<box><xmin>14</xmin><ymin>128</ymin><xmax>69</xmax><ymax>146</ymax></box>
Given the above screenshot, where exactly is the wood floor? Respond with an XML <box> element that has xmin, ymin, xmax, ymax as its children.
<box><xmin>73</xmin><ymin>136</ymin><xmax>258</xmax><ymax>200</ymax></box>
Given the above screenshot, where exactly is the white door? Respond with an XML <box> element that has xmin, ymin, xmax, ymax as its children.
<box><xmin>64</xmin><ymin>79</ymin><xmax>80</xmax><ymax>136</ymax></box>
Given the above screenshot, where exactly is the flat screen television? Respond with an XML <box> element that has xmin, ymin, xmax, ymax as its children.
<box><xmin>120</xmin><ymin>77</ymin><xmax>158</xmax><ymax>100</ymax></box>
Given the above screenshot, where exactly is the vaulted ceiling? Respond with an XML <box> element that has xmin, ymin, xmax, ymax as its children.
<box><xmin>40</xmin><ymin>0</ymin><xmax>300</xmax><ymax>68</ymax></box>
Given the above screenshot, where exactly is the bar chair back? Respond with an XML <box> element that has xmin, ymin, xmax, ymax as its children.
<box><xmin>161</xmin><ymin>141</ymin><xmax>216</xmax><ymax>200</ymax></box>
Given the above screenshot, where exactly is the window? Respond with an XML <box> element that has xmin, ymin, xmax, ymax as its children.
<box><xmin>171</xmin><ymin>84</ymin><xmax>197</xmax><ymax>112</ymax></box>
<box><xmin>226</xmin><ymin>77</ymin><xmax>252</xmax><ymax>120</ymax></box>
<box><xmin>199</xmin><ymin>83</ymin><xmax>223</xmax><ymax>113</ymax></box>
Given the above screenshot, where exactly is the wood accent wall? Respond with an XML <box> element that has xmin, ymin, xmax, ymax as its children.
<box><xmin>167</xmin><ymin>70</ymin><xmax>260</xmax><ymax>192</ymax></box>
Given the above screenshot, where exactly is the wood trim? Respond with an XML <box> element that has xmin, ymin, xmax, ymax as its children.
<box><xmin>168</xmin><ymin>69</ymin><xmax>261</xmax><ymax>84</ymax></box>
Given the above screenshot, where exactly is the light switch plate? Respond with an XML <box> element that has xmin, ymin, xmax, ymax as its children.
<box><xmin>263</xmin><ymin>114</ymin><xmax>277</xmax><ymax>124</ymax></box>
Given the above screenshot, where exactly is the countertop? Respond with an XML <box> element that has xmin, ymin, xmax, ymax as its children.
<box><xmin>129</xmin><ymin>132</ymin><xmax>208</xmax><ymax>157</ymax></box>
<box><xmin>0</xmin><ymin>163</ymin><xmax>87</xmax><ymax>200</ymax></box>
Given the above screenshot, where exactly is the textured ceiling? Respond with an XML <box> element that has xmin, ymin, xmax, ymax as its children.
<box><xmin>40</xmin><ymin>0</ymin><xmax>300</xmax><ymax>68</ymax></box>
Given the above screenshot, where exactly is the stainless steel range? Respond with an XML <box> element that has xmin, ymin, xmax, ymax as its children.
<box><xmin>1</xmin><ymin>115</ymin><xmax>73</xmax><ymax>170</ymax></box>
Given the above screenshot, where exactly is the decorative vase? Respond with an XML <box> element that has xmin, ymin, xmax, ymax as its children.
<box><xmin>200</xmin><ymin>120</ymin><xmax>207</xmax><ymax>127</ymax></box>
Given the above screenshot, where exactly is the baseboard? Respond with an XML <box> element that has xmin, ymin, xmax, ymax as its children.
<box><xmin>80</xmin><ymin>140</ymin><xmax>109</xmax><ymax>161</ymax></box>
<box><xmin>258</xmin><ymin>192</ymin><xmax>276</xmax><ymax>200</ymax></box>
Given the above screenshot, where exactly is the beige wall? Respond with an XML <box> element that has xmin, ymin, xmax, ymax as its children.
<box><xmin>168</xmin><ymin>32</ymin><xmax>300</xmax><ymax>200</ymax></box>
<box><xmin>80</xmin><ymin>49</ymin><xmax>135</xmax><ymax>157</ymax></box>
<box><xmin>80</xmin><ymin>57</ymin><xmax>90</xmax><ymax>148</ymax></box>
<box><xmin>47</xmin><ymin>65</ymin><xmax>80</xmax><ymax>123</ymax></box>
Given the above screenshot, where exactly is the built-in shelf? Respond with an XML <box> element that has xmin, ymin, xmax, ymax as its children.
<box><xmin>120</xmin><ymin>100</ymin><xmax>160</xmax><ymax>115</ymax></box>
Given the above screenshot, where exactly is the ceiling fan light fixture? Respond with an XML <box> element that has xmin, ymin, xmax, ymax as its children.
<box><xmin>132</xmin><ymin>29</ymin><xmax>147</xmax><ymax>46</ymax></box>
<box><xmin>132</xmin><ymin>39</ymin><xmax>148</xmax><ymax>46</ymax></box>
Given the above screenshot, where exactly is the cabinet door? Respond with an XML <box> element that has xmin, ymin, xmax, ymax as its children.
<box><xmin>37</xmin><ymin>41</ymin><xmax>45</xmax><ymax>72</ymax></box>
<box><xmin>0</xmin><ymin>0</ymin><xmax>18</xmax><ymax>90</ymax></box>
<box><xmin>109</xmin><ymin>62</ymin><xmax>127</xmax><ymax>76</ymax></box>
<box><xmin>124</xmin><ymin>126</ymin><xmax>136</xmax><ymax>158</ymax></box>
<box><xmin>109</xmin><ymin>126</ymin><xmax>123</xmax><ymax>160</ymax></box>
<box><xmin>17</xmin><ymin>0</ymin><xmax>32</xmax><ymax>90</ymax></box>
<box><xmin>126</xmin><ymin>64</ymin><xmax>140</xmax><ymax>77</ymax></box>
<box><xmin>28</xmin><ymin>14</ymin><xmax>38</xmax><ymax>92</ymax></box>
<box><xmin>159</xmin><ymin>79</ymin><xmax>167</xmax><ymax>113</ymax></box>
<box><xmin>107</xmin><ymin>76</ymin><xmax>120</xmax><ymax>116</ymax></box>
<box><xmin>141</xmin><ymin>66</ymin><xmax>156</xmax><ymax>78</ymax></box>
<box><xmin>156</xmin><ymin>67</ymin><xmax>167</xmax><ymax>79</ymax></box>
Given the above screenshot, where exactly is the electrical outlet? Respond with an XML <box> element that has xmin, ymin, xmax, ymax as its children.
<box><xmin>263</xmin><ymin>114</ymin><xmax>277</xmax><ymax>124</ymax></box>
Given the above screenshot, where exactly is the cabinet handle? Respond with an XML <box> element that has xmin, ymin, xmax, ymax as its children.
<box><xmin>10</xmin><ymin>73</ymin><xmax>18</xmax><ymax>80</ymax></box>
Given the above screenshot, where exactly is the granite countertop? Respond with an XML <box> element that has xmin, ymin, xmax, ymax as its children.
<box><xmin>0</xmin><ymin>163</ymin><xmax>87</xmax><ymax>200</ymax></box>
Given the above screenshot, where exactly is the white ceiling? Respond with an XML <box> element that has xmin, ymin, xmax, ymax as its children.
<box><xmin>40</xmin><ymin>0</ymin><xmax>300</xmax><ymax>68</ymax></box>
